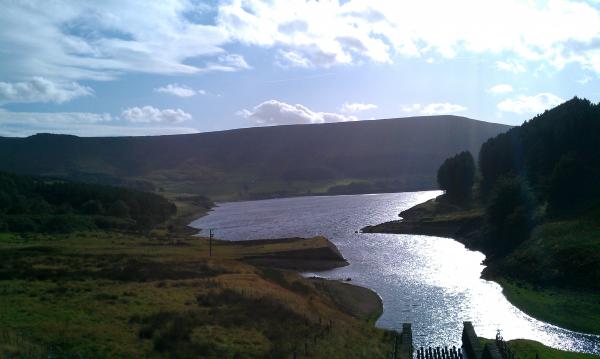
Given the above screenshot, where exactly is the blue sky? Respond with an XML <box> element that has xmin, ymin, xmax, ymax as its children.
<box><xmin>1</xmin><ymin>0</ymin><xmax>599</xmax><ymax>136</ymax></box>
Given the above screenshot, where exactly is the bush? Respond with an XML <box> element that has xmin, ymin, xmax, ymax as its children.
<box><xmin>5</xmin><ymin>216</ymin><xmax>39</xmax><ymax>232</ymax></box>
<box><xmin>94</xmin><ymin>216</ymin><xmax>136</xmax><ymax>230</ymax></box>
<box><xmin>81</xmin><ymin>200</ymin><xmax>105</xmax><ymax>215</ymax></box>
<box><xmin>107</xmin><ymin>200</ymin><xmax>130</xmax><ymax>218</ymax></box>
<box><xmin>42</xmin><ymin>215</ymin><xmax>96</xmax><ymax>233</ymax></box>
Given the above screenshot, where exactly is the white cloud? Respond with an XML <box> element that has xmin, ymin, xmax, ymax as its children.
<box><xmin>496</xmin><ymin>60</ymin><xmax>527</xmax><ymax>73</ymax></box>
<box><xmin>401</xmin><ymin>104</ymin><xmax>422</xmax><ymax>112</ymax></box>
<box><xmin>487</xmin><ymin>84</ymin><xmax>514</xmax><ymax>95</ymax></box>
<box><xmin>0</xmin><ymin>109</ymin><xmax>198</xmax><ymax>137</ymax></box>
<box><xmin>217</xmin><ymin>0</ymin><xmax>600</xmax><ymax>73</ymax></box>
<box><xmin>497</xmin><ymin>93</ymin><xmax>565</xmax><ymax>114</ymax></box>
<box><xmin>400</xmin><ymin>103</ymin><xmax>466</xmax><ymax>115</ymax></box>
<box><xmin>3</xmin><ymin>0</ymin><xmax>600</xmax><ymax>88</ymax></box>
<box><xmin>0</xmin><ymin>1</ymin><xmax>247</xmax><ymax>84</ymax></box>
<box><xmin>154</xmin><ymin>84</ymin><xmax>199</xmax><ymax>98</ymax></box>
<box><xmin>238</xmin><ymin>100</ymin><xmax>357</xmax><ymax>125</ymax></box>
<box><xmin>0</xmin><ymin>77</ymin><xmax>92</xmax><ymax>104</ymax></box>
<box><xmin>276</xmin><ymin>50</ymin><xmax>313</xmax><ymax>68</ymax></box>
<box><xmin>0</xmin><ymin>109</ymin><xmax>112</xmax><ymax>124</ymax></box>
<box><xmin>340</xmin><ymin>102</ymin><xmax>377</xmax><ymax>113</ymax></box>
<box><xmin>420</xmin><ymin>103</ymin><xmax>467</xmax><ymax>115</ymax></box>
<box><xmin>218</xmin><ymin>1</ymin><xmax>393</xmax><ymax>67</ymax></box>
<box><xmin>121</xmin><ymin>106</ymin><xmax>192</xmax><ymax>123</ymax></box>
<box><xmin>577</xmin><ymin>76</ymin><xmax>593</xmax><ymax>84</ymax></box>
<box><xmin>217</xmin><ymin>54</ymin><xmax>251</xmax><ymax>70</ymax></box>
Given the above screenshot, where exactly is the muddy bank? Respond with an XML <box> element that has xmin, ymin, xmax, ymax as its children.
<box><xmin>233</xmin><ymin>236</ymin><xmax>349</xmax><ymax>271</ymax></box>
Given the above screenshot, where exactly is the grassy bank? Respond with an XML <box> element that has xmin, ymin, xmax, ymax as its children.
<box><xmin>309</xmin><ymin>278</ymin><xmax>383</xmax><ymax>324</ymax></box>
<box><xmin>0</xmin><ymin>232</ymin><xmax>390</xmax><ymax>358</ymax></box>
<box><xmin>499</xmin><ymin>280</ymin><xmax>600</xmax><ymax>335</ymax></box>
<box><xmin>488</xmin><ymin>219</ymin><xmax>600</xmax><ymax>335</ymax></box>
<box><xmin>480</xmin><ymin>338</ymin><xmax>598</xmax><ymax>359</ymax></box>
<box><xmin>505</xmin><ymin>339</ymin><xmax>598</xmax><ymax>359</ymax></box>
<box><xmin>362</xmin><ymin>196</ymin><xmax>486</xmax><ymax>250</ymax></box>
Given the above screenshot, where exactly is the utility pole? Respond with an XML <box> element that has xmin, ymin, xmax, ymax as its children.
<box><xmin>209</xmin><ymin>229</ymin><xmax>214</xmax><ymax>257</ymax></box>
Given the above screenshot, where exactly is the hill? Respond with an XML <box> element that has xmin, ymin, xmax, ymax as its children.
<box><xmin>0</xmin><ymin>116</ymin><xmax>510</xmax><ymax>200</ymax></box>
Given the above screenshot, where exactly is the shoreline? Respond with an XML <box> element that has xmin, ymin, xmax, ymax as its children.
<box><xmin>167</xmin><ymin>195</ymin><xmax>384</xmax><ymax>321</ymax></box>
<box><xmin>174</xmin><ymin>192</ymin><xmax>599</xmax><ymax>337</ymax></box>
<box><xmin>228</xmin><ymin>236</ymin><xmax>350</xmax><ymax>272</ymax></box>
<box><xmin>162</xmin><ymin>193</ymin><xmax>216</xmax><ymax>236</ymax></box>
<box><xmin>168</xmin><ymin>196</ymin><xmax>353</xmax><ymax>272</ymax></box>
<box><xmin>362</xmin><ymin>196</ymin><xmax>600</xmax><ymax>339</ymax></box>
<box><xmin>205</xmin><ymin>183</ymin><xmax>439</xmax><ymax>203</ymax></box>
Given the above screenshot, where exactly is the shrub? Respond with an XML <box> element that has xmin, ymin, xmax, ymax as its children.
<box><xmin>5</xmin><ymin>216</ymin><xmax>39</xmax><ymax>232</ymax></box>
<box><xmin>107</xmin><ymin>200</ymin><xmax>130</xmax><ymax>218</ymax></box>
<box><xmin>81</xmin><ymin>200</ymin><xmax>105</xmax><ymax>215</ymax></box>
<box><xmin>42</xmin><ymin>215</ymin><xmax>96</xmax><ymax>233</ymax></box>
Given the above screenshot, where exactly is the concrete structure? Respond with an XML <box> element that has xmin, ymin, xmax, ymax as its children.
<box><xmin>482</xmin><ymin>342</ymin><xmax>503</xmax><ymax>359</ymax></box>
<box><xmin>462</xmin><ymin>321</ymin><xmax>484</xmax><ymax>359</ymax></box>
<box><xmin>397</xmin><ymin>321</ymin><xmax>506</xmax><ymax>359</ymax></box>
<box><xmin>399</xmin><ymin>323</ymin><xmax>413</xmax><ymax>358</ymax></box>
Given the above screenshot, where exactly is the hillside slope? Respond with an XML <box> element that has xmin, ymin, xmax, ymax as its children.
<box><xmin>0</xmin><ymin>115</ymin><xmax>509</xmax><ymax>200</ymax></box>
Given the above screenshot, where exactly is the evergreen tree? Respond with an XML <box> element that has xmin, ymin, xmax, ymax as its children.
<box><xmin>437</xmin><ymin>151</ymin><xmax>475</xmax><ymax>200</ymax></box>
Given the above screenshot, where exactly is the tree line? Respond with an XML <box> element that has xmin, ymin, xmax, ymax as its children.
<box><xmin>437</xmin><ymin>97</ymin><xmax>600</xmax><ymax>256</ymax></box>
<box><xmin>0</xmin><ymin>172</ymin><xmax>176</xmax><ymax>233</ymax></box>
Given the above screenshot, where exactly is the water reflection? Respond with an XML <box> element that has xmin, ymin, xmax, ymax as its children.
<box><xmin>190</xmin><ymin>191</ymin><xmax>600</xmax><ymax>354</ymax></box>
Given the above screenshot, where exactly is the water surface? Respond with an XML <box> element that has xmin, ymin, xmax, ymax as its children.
<box><xmin>190</xmin><ymin>191</ymin><xmax>600</xmax><ymax>354</ymax></box>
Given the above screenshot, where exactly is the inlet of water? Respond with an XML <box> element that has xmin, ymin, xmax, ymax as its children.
<box><xmin>190</xmin><ymin>191</ymin><xmax>600</xmax><ymax>354</ymax></box>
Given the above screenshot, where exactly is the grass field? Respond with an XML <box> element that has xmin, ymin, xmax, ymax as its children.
<box><xmin>0</xmin><ymin>232</ymin><xmax>392</xmax><ymax>358</ymax></box>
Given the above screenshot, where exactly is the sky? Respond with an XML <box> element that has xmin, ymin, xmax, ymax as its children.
<box><xmin>1</xmin><ymin>0</ymin><xmax>600</xmax><ymax>137</ymax></box>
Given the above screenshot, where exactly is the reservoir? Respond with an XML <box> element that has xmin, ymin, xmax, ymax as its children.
<box><xmin>190</xmin><ymin>191</ymin><xmax>600</xmax><ymax>355</ymax></box>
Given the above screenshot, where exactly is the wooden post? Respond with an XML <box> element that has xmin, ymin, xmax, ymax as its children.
<box><xmin>209</xmin><ymin>228</ymin><xmax>214</xmax><ymax>256</ymax></box>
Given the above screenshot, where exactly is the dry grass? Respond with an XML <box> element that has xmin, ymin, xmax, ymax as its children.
<box><xmin>0</xmin><ymin>231</ymin><xmax>392</xmax><ymax>358</ymax></box>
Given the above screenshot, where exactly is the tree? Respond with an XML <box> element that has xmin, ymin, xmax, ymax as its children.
<box><xmin>547</xmin><ymin>153</ymin><xmax>600</xmax><ymax>216</ymax></box>
<box><xmin>437</xmin><ymin>151</ymin><xmax>475</xmax><ymax>200</ymax></box>
<box><xmin>81</xmin><ymin>200</ymin><xmax>104</xmax><ymax>215</ymax></box>
<box><xmin>485</xmin><ymin>176</ymin><xmax>536</xmax><ymax>255</ymax></box>
<box><xmin>107</xmin><ymin>200</ymin><xmax>130</xmax><ymax>218</ymax></box>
